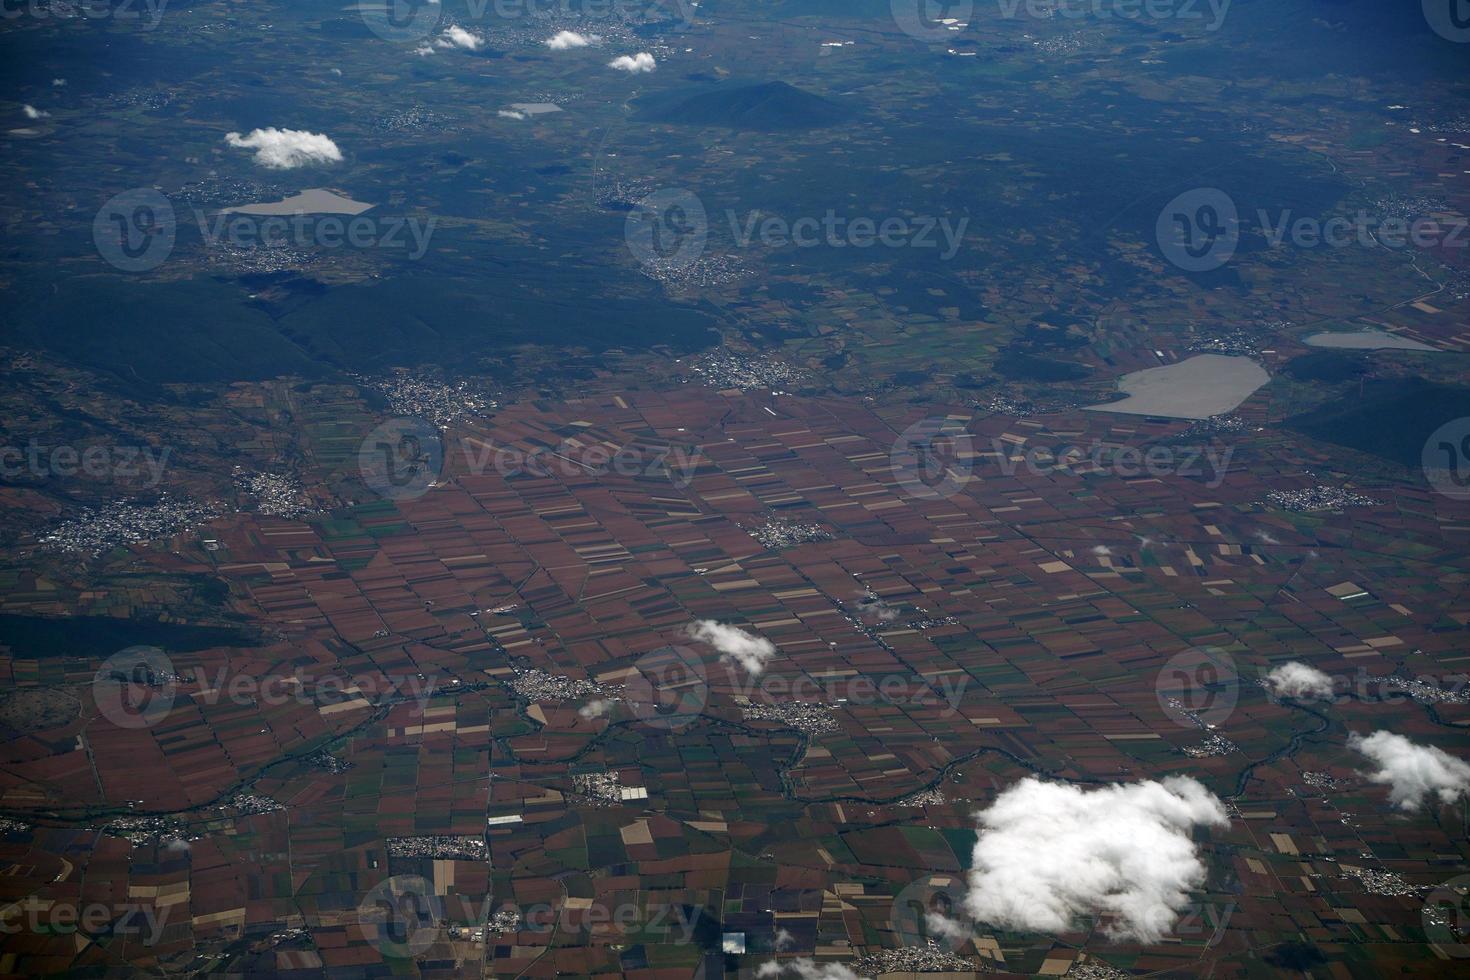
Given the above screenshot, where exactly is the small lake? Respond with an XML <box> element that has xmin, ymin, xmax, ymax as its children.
<box><xmin>1085</xmin><ymin>354</ymin><xmax>1270</xmax><ymax>420</ymax></box>
<box><xmin>1304</xmin><ymin>328</ymin><xmax>1437</xmax><ymax>352</ymax></box>
<box><xmin>223</xmin><ymin>188</ymin><xmax>375</xmax><ymax>216</ymax></box>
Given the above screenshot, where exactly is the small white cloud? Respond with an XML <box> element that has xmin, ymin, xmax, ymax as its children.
<box><xmin>609</xmin><ymin>52</ymin><xmax>657</xmax><ymax>74</ymax></box>
<box><xmin>756</xmin><ymin>960</ymin><xmax>862</xmax><ymax>980</ymax></box>
<box><xmin>22</xmin><ymin>104</ymin><xmax>48</xmax><ymax>119</ymax></box>
<box><xmin>546</xmin><ymin>30</ymin><xmax>601</xmax><ymax>50</ymax></box>
<box><xmin>686</xmin><ymin>620</ymin><xmax>775</xmax><ymax>676</ymax></box>
<box><xmin>52</xmin><ymin>78</ymin><xmax>67</xmax><ymax>87</ymax></box>
<box><xmin>498</xmin><ymin>110</ymin><xmax>526</xmax><ymax>120</ymax></box>
<box><xmin>774</xmin><ymin>928</ymin><xmax>796</xmax><ymax>951</ymax></box>
<box><xmin>1263</xmin><ymin>662</ymin><xmax>1335</xmax><ymax>701</ymax></box>
<box><xmin>1091</xmin><ymin>544</ymin><xmax>1112</xmax><ymax>556</ymax></box>
<box><xmin>578</xmin><ymin>699</ymin><xmax>612</xmax><ymax>720</ymax></box>
<box><xmin>330</xmin><ymin>67</ymin><xmax>343</xmax><ymax>76</ymax></box>
<box><xmin>1349</xmin><ymin>730</ymin><xmax>1470</xmax><ymax>811</ymax></box>
<box><xmin>962</xmin><ymin>776</ymin><xmax>1228</xmax><ymax>944</ymax></box>
<box><xmin>224</xmin><ymin>128</ymin><xmax>343</xmax><ymax>169</ymax></box>
<box><xmin>436</xmin><ymin>25</ymin><xmax>483</xmax><ymax>51</ymax></box>
<box><xmin>414</xmin><ymin>44</ymin><xmax>435</xmax><ymax>57</ymax></box>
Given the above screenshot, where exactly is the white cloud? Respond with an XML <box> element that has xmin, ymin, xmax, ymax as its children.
<box><xmin>578</xmin><ymin>699</ymin><xmax>612</xmax><ymax>719</ymax></box>
<box><xmin>1263</xmin><ymin>661</ymin><xmax>1335</xmax><ymax>701</ymax></box>
<box><xmin>52</xmin><ymin>78</ymin><xmax>67</xmax><ymax>87</ymax></box>
<box><xmin>1091</xmin><ymin>544</ymin><xmax>1112</xmax><ymax>556</ymax></box>
<box><xmin>686</xmin><ymin>620</ymin><xmax>775</xmax><ymax>676</ymax></box>
<box><xmin>22</xmin><ymin>105</ymin><xmax>48</xmax><ymax>119</ymax></box>
<box><xmin>774</xmin><ymin>928</ymin><xmax>796</xmax><ymax>951</ymax></box>
<box><xmin>1349</xmin><ymin>730</ymin><xmax>1470</xmax><ymax>811</ymax></box>
<box><xmin>436</xmin><ymin>25</ymin><xmax>483</xmax><ymax>51</ymax></box>
<box><xmin>963</xmin><ymin>776</ymin><xmax>1228</xmax><ymax>944</ymax></box>
<box><xmin>414</xmin><ymin>44</ymin><xmax>435</xmax><ymax>57</ymax></box>
<box><xmin>609</xmin><ymin>52</ymin><xmax>657</xmax><ymax>73</ymax></box>
<box><xmin>546</xmin><ymin>30</ymin><xmax>601</xmax><ymax>50</ymax></box>
<box><xmin>498</xmin><ymin>110</ymin><xmax>526</xmax><ymax>120</ymax></box>
<box><xmin>756</xmin><ymin>960</ymin><xmax>863</xmax><ymax>980</ymax></box>
<box><xmin>224</xmin><ymin>128</ymin><xmax>343</xmax><ymax>169</ymax></box>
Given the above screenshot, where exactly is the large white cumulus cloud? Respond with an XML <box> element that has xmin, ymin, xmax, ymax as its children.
<box><xmin>224</xmin><ymin>128</ymin><xmax>342</xmax><ymax>169</ymax></box>
<box><xmin>1349</xmin><ymin>730</ymin><xmax>1470</xmax><ymax>810</ymax></box>
<box><xmin>609</xmin><ymin>52</ymin><xmax>656</xmax><ymax>73</ymax></box>
<box><xmin>685</xmin><ymin>620</ymin><xmax>775</xmax><ymax>676</ymax></box>
<box><xmin>964</xmin><ymin>776</ymin><xmax>1229</xmax><ymax>943</ymax></box>
<box><xmin>1263</xmin><ymin>661</ymin><xmax>1336</xmax><ymax>701</ymax></box>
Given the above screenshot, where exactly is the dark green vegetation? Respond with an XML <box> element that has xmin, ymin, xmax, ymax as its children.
<box><xmin>636</xmin><ymin>81</ymin><xmax>853</xmax><ymax>130</ymax></box>
<box><xmin>1282</xmin><ymin>350</ymin><xmax>1371</xmax><ymax>383</ymax></box>
<box><xmin>1284</xmin><ymin>379</ymin><xmax>1470</xmax><ymax>469</ymax></box>
<box><xmin>0</xmin><ymin>614</ymin><xmax>259</xmax><ymax>660</ymax></box>
<box><xmin>995</xmin><ymin>352</ymin><xmax>1091</xmax><ymax>383</ymax></box>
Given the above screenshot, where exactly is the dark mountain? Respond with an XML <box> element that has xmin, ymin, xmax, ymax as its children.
<box><xmin>637</xmin><ymin>81</ymin><xmax>853</xmax><ymax>131</ymax></box>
